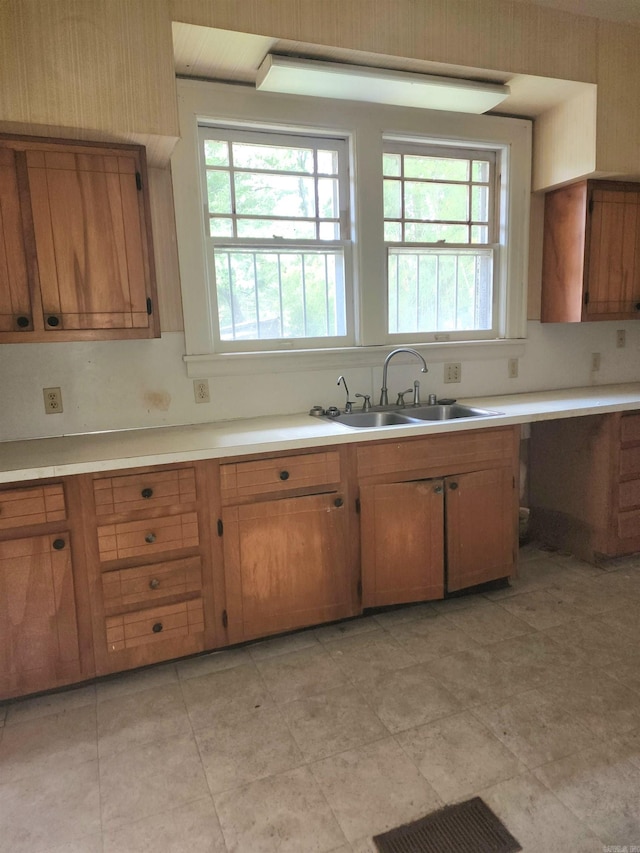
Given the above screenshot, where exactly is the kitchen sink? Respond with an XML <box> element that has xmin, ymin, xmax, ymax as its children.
<box><xmin>325</xmin><ymin>403</ymin><xmax>501</xmax><ymax>429</ymax></box>
<box><xmin>407</xmin><ymin>404</ymin><xmax>501</xmax><ymax>421</ymax></box>
<box><xmin>328</xmin><ymin>411</ymin><xmax>418</xmax><ymax>428</ymax></box>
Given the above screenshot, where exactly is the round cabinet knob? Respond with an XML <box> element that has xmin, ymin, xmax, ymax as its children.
<box><xmin>141</xmin><ymin>487</ymin><xmax>153</xmax><ymax>499</ymax></box>
<box><xmin>46</xmin><ymin>315</ymin><xmax>60</xmax><ymax>327</ymax></box>
<box><xmin>635</xmin><ymin>303</ymin><xmax>640</xmax><ymax>311</ymax></box>
<box><xmin>52</xmin><ymin>538</ymin><xmax>66</xmax><ymax>550</ymax></box>
<box><xmin>433</xmin><ymin>485</ymin><xmax>443</xmax><ymax>494</ymax></box>
<box><xmin>149</xmin><ymin>578</ymin><xmax>160</xmax><ymax>590</ymax></box>
<box><xmin>145</xmin><ymin>532</ymin><xmax>156</xmax><ymax>544</ymax></box>
<box><xmin>152</xmin><ymin>622</ymin><xmax>163</xmax><ymax>634</ymax></box>
<box><xmin>334</xmin><ymin>497</ymin><xmax>344</xmax><ymax>508</ymax></box>
<box><xmin>16</xmin><ymin>316</ymin><xmax>30</xmax><ymax>329</ymax></box>
<box><xmin>449</xmin><ymin>482</ymin><xmax>458</xmax><ymax>491</ymax></box>
<box><xmin>279</xmin><ymin>470</ymin><xmax>290</xmax><ymax>481</ymax></box>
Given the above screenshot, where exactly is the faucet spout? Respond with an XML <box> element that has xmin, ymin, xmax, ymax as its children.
<box><xmin>380</xmin><ymin>348</ymin><xmax>428</xmax><ymax>407</ymax></box>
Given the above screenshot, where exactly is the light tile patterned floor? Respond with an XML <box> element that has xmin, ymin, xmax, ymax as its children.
<box><xmin>1</xmin><ymin>545</ymin><xmax>639</xmax><ymax>852</ymax></box>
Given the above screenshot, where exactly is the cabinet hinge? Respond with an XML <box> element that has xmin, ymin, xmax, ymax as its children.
<box><xmin>217</xmin><ymin>518</ymin><xmax>223</xmax><ymax>536</ymax></box>
<box><xmin>222</xmin><ymin>609</ymin><xmax>228</xmax><ymax>629</ymax></box>
<box><xmin>584</xmin><ymin>291</ymin><xmax>590</xmax><ymax>305</ymax></box>
<box><xmin>355</xmin><ymin>497</ymin><xmax>360</xmax><ymax>513</ymax></box>
<box><xmin>357</xmin><ymin>579</ymin><xmax>362</xmax><ymax>600</ymax></box>
<box><xmin>136</xmin><ymin>171</ymin><xmax>142</xmax><ymax>191</ymax></box>
<box><xmin>146</xmin><ymin>297</ymin><xmax>153</xmax><ymax>315</ymax></box>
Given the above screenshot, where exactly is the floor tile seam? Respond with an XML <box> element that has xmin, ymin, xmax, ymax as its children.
<box><xmin>465</xmin><ymin>703</ymin><xmax>597</xmax><ymax>773</ymax></box>
<box><xmin>526</xmin><ymin>758</ymin><xmax>640</xmax><ymax>840</ymax></box>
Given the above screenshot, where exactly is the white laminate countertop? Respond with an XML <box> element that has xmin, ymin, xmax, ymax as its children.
<box><xmin>3</xmin><ymin>382</ymin><xmax>640</xmax><ymax>484</ymax></box>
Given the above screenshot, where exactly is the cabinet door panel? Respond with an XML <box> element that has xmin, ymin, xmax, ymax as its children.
<box><xmin>27</xmin><ymin>149</ymin><xmax>151</xmax><ymax>331</ymax></box>
<box><xmin>360</xmin><ymin>480</ymin><xmax>444</xmax><ymax>607</ymax></box>
<box><xmin>0</xmin><ymin>147</ymin><xmax>33</xmax><ymax>332</ymax></box>
<box><xmin>222</xmin><ymin>493</ymin><xmax>351</xmax><ymax>641</ymax></box>
<box><xmin>446</xmin><ymin>468</ymin><xmax>515</xmax><ymax>592</ymax></box>
<box><xmin>586</xmin><ymin>188</ymin><xmax>640</xmax><ymax>319</ymax></box>
<box><xmin>0</xmin><ymin>532</ymin><xmax>80</xmax><ymax>698</ymax></box>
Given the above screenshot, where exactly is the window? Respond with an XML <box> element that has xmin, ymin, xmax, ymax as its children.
<box><xmin>198</xmin><ymin>126</ymin><xmax>351</xmax><ymax>352</ymax></box>
<box><xmin>173</xmin><ymin>79</ymin><xmax>530</xmax><ymax>372</ymax></box>
<box><xmin>384</xmin><ymin>142</ymin><xmax>498</xmax><ymax>338</ymax></box>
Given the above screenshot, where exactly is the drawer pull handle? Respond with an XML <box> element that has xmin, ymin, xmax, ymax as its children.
<box><xmin>46</xmin><ymin>315</ymin><xmax>60</xmax><ymax>327</ymax></box>
<box><xmin>16</xmin><ymin>315</ymin><xmax>30</xmax><ymax>328</ymax></box>
<box><xmin>52</xmin><ymin>538</ymin><xmax>66</xmax><ymax>550</ymax></box>
<box><xmin>141</xmin><ymin>487</ymin><xmax>153</xmax><ymax>499</ymax></box>
<box><xmin>145</xmin><ymin>533</ymin><xmax>156</xmax><ymax>544</ymax></box>
<box><xmin>334</xmin><ymin>497</ymin><xmax>344</xmax><ymax>508</ymax></box>
<box><xmin>449</xmin><ymin>482</ymin><xmax>458</xmax><ymax>491</ymax></box>
<box><xmin>149</xmin><ymin>578</ymin><xmax>160</xmax><ymax>590</ymax></box>
<box><xmin>636</xmin><ymin>303</ymin><xmax>640</xmax><ymax>311</ymax></box>
<box><xmin>279</xmin><ymin>470</ymin><xmax>290</xmax><ymax>481</ymax></box>
<box><xmin>152</xmin><ymin>622</ymin><xmax>163</xmax><ymax>633</ymax></box>
<box><xmin>434</xmin><ymin>485</ymin><xmax>443</xmax><ymax>494</ymax></box>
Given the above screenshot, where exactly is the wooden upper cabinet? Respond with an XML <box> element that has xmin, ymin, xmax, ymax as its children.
<box><xmin>542</xmin><ymin>179</ymin><xmax>640</xmax><ymax>322</ymax></box>
<box><xmin>0</xmin><ymin>134</ymin><xmax>159</xmax><ymax>342</ymax></box>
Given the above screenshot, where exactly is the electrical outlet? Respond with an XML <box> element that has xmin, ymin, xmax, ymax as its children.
<box><xmin>508</xmin><ymin>358</ymin><xmax>519</xmax><ymax>379</ymax></box>
<box><xmin>617</xmin><ymin>329</ymin><xmax>626</xmax><ymax>348</ymax></box>
<box><xmin>444</xmin><ymin>362</ymin><xmax>461</xmax><ymax>383</ymax></box>
<box><xmin>43</xmin><ymin>387</ymin><xmax>63</xmax><ymax>414</ymax></box>
<box><xmin>193</xmin><ymin>379</ymin><xmax>210</xmax><ymax>403</ymax></box>
<box><xmin>591</xmin><ymin>352</ymin><xmax>601</xmax><ymax>371</ymax></box>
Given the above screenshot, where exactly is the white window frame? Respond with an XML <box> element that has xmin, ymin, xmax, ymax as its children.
<box><xmin>382</xmin><ymin>138</ymin><xmax>501</xmax><ymax>343</ymax></box>
<box><xmin>172</xmin><ymin>78</ymin><xmax>531</xmax><ymax>377</ymax></box>
<box><xmin>198</xmin><ymin>125</ymin><xmax>353</xmax><ymax>353</ymax></box>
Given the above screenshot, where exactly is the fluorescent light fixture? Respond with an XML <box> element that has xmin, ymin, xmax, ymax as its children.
<box><xmin>256</xmin><ymin>55</ymin><xmax>509</xmax><ymax>114</ymax></box>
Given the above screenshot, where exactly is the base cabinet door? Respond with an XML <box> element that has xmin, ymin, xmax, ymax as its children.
<box><xmin>446</xmin><ymin>468</ymin><xmax>515</xmax><ymax>592</ymax></box>
<box><xmin>222</xmin><ymin>492</ymin><xmax>352</xmax><ymax>641</ymax></box>
<box><xmin>360</xmin><ymin>480</ymin><xmax>445</xmax><ymax>608</ymax></box>
<box><xmin>0</xmin><ymin>532</ymin><xmax>81</xmax><ymax>698</ymax></box>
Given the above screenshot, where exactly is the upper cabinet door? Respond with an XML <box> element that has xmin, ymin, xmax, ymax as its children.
<box><xmin>0</xmin><ymin>135</ymin><xmax>160</xmax><ymax>343</ymax></box>
<box><xmin>0</xmin><ymin>147</ymin><xmax>35</xmax><ymax>334</ymax></box>
<box><xmin>542</xmin><ymin>179</ymin><xmax>640</xmax><ymax>323</ymax></box>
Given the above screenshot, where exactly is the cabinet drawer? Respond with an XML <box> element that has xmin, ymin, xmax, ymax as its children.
<box><xmin>94</xmin><ymin>468</ymin><xmax>196</xmax><ymax>517</ymax></box>
<box><xmin>0</xmin><ymin>484</ymin><xmax>65</xmax><ymax>530</ymax></box>
<box><xmin>102</xmin><ymin>556</ymin><xmax>202</xmax><ymax>613</ymax></box>
<box><xmin>221</xmin><ymin>451</ymin><xmax>341</xmax><ymax>503</ymax></box>
<box><xmin>619</xmin><ymin>447</ymin><xmax>640</xmax><ymax>478</ymax></box>
<box><xmin>105</xmin><ymin>599</ymin><xmax>204</xmax><ymax>652</ymax></box>
<box><xmin>357</xmin><ymin>428</ymin><xmax>515</xmax><ymax>481</ymax></box>
<box><xmin>620</xmin><ymin>414</ymin><xmax>640</xmax><ymax>444</ymax></box>
<box><xmin>97</xmin><ymin>512</ymin><xmax>199</xmax><ymax>562</ymax></box>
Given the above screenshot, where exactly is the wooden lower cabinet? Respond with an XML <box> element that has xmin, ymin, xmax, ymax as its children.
<box><xmin>359</xmin><ymin>427</ymin><xmax>519</xmax><ymax>608</ymax></box>
<box><xmin>222</xmin><ymin>492</ymin><xmax>353</xmax><ymax>642</ymax></box>
<box><xmin>529</xmin><ymin>411</ymin><xmax>640</xmax><ymax>561</ymax></box>
<box><xmin>0</xmin><ymin>532</ymin><xmax>82</xmax><ymax>698</ymax></box>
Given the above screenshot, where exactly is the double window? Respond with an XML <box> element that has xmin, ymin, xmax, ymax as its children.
<box><xmin>175</xmin><ymin>79</ymin><xmax>530</xmax><ymax>365</ymax></box>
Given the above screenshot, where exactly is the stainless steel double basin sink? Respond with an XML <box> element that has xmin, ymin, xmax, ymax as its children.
<box><xmin>326</xmin><ymin>403</ymin><xmax>501</xmax><ymax>429</ymax></box>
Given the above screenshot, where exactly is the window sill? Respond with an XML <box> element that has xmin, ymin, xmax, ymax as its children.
<box><xmin>183</xmin><ymin>338</ymin><xmax>527</xmax><ymax>377</ymax></box>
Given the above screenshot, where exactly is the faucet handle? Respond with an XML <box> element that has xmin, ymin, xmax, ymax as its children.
<box><xmin>355</xmin><ymin>393</ymin><xmax>371</xmax><ymax>412</ymax></box>
<box><xmin>396</xmin><ymin>388</ymin><xmax>413</xmax><ymax>406</ymax></box>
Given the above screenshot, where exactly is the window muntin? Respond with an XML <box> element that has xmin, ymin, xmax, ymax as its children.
<box><xmin>383</xmin><ymin>144</ymin><xmax>498</xmax><ymax>337</ymax></box>
<box><xmin>199</xmin><ymin>126</ymin><xmax>350</xmax><ymax>350</ymax></box>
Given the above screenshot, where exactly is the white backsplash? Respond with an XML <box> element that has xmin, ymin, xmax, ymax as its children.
<box><xmin>1</xmin><ymin>321</ymin><xmax>640</xmax><ymax>443</ymax></box>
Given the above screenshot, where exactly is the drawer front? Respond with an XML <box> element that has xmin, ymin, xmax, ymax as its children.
<box><xmin>221</xmin><ymin>450</ymin><xmax>340</xmax><ymax>503</ymax></box>
<box><xmin>94</xmin><ymin>468</ymin><xmax>196</xmax><ymax>517</ymax></box>
<box><xmin>105</xmin><ymin>599</ymin><xmax>204</xmax><ymax>652</ymax></box>
<box><xmin>357</xmin><ymin>427</ymin><xmax>515</xmax><ymax>481</ymax></box>
<box><xmin>97</xmin><ymin>512</ymin><xmax>199</xmax><ymax>562</ymax></box>
<box><xmin>102</xmin><ymin>556</ymin><xmax>202</xmax><ymax>612</ymax></box>
<box><xmin>618</xmin><ymin>479</ymin><xmax>640</xmax><ymax>511</ymax></box>
<box><xmin>620</xmin><ymin>414</ymin><xmax>640</xmax><ymax>444</ymax></box>
<box><xmin>0</xmin><ymin>484</ymin><xmax>66</xmax><ymax>530</ymax></box>
<box><xmin>619</xmin><ymin>447</ymin><xmax>640</xmax><ymax>478</ymax></box>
